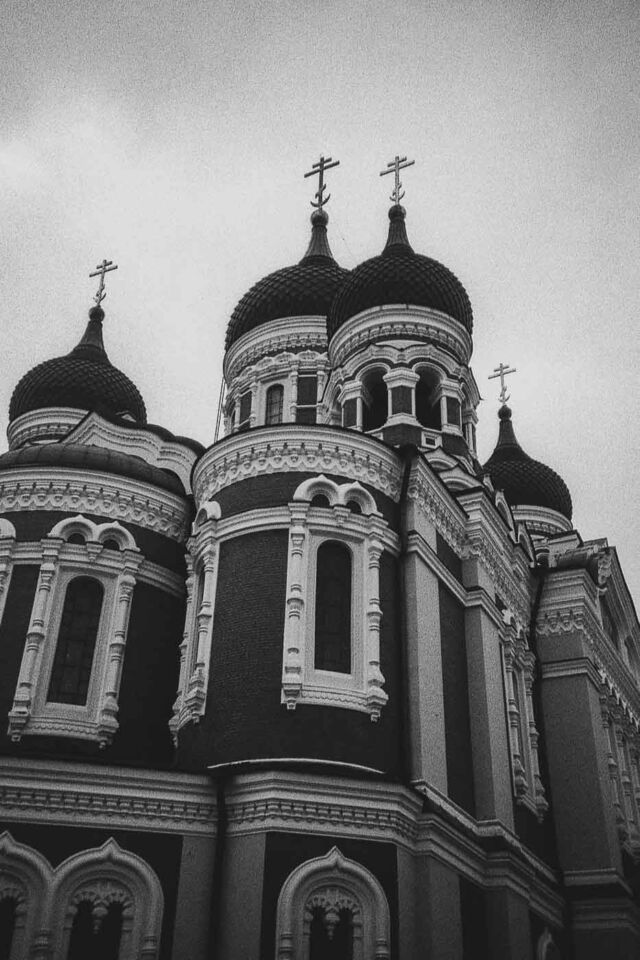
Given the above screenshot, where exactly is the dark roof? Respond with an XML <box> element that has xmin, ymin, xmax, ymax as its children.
<box><xmin>0</xmin><ymin>443</ymin><xmax>184</xmax><ymax>495</ymax></box>
<box><xmin>328</xmin><ymin>204</ymin><xmax>473</xmax><ymax>338</ymax></box>
<box><xmin>225</xmin><ymin>209</ymin><xmax>349</xmax><ymax>349</ymax></box>
<box><xmin>9</xmin><ymin>306</ymin><xmax>147</xmax><ymax>424</ymax></box>
<box><xmin>483</xmin><ymin>405</ymin><xmax>572</xmax><ymax>520</ymax></box>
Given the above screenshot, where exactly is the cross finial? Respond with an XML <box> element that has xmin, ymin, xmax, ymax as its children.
<box><xmin>380</xmin><ymin>154</ymin><xmax>415</xmax><ymax>204</ymax></box>
<box><xmin>488</xmin><ymin>362</ymin><xmax>517</xmax><ymax>405</ymax></box>
<box><xmin>304</xmin><ymin>155</ymin><xmax>340</xmax><ymax>210</ymax></box>
<box><xmin>89</xmin><ymin>259</ymin><xmax>118</xmax><ymax>305</ymax></box>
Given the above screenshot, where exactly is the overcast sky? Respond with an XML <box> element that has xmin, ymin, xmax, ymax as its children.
<box><xmin>2</xmin><ymin>0</ymin><xmax>639</xmax><ymax>598</ymax></box>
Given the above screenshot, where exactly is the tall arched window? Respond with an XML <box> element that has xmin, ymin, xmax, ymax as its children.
<box><xmin>47</xmin><ymin>577</ymin><xmax>104</xmax><ymax>706</ymax></box>
<box><xmin>314</xmin><ymin>542</ymin><xmax>352</xmax><ymax>674</ymax></box>
<box><xmin>266</xmin><ymin>384</ymin><xmax>285</xmax><ymax>425</ymax></box>
<box><xmin>362</xmin><ymin>370</ymin><xmax>387</xmax><ymax>431</ymax></box>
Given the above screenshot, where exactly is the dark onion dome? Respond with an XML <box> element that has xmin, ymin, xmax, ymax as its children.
<box><xmin>9</xmin><ymin>305</ymin><xmax>147</xmax><ymax>424</ymax></box>
<box><xmin>225</xmin><ymin>208</ymin><xmax>349</xmax><ymax>350</ymax></box>
<box><xmin>328</xmin><ymin>204</ymin><xmax>473</xmax><ymax>339</ymax></box>
<box><xmin>483</xmin><ymin>405</ymin><xmax>572</xmax><ymax>520</ymax></box>
<box><xmin>0</xmin><ymin>443</ymin><xmax>184</xmax><ymax>495</ymax></box>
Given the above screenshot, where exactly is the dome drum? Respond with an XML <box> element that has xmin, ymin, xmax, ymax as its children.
<box><xmin>7</xmin><ymin>407</ymin><xmax>88</xmax><ymax>450</ymax></box>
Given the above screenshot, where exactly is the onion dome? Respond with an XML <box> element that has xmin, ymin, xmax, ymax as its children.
<box><xmin>328</xmin><ymin>204</ymin><xmax>473</xmax><ymax>339</ymax></box>
<box><xmin>483</xmin><ymin>405</ymin><xmax>572</xmax><ymax>520</ymax></box>
<box><xmin>9</xmin><ymin>305</ymin><xmax>146</xmax><ymax>424</ymax></box>
<box><xmin>225</xmin><ymin>209</ymin><xmax>349</xmax><ymax>349</ymax></box>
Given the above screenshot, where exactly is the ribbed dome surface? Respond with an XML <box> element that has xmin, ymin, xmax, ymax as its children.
<box><xmin>329</xmin><ymin>205</ymin><xmax>473</xmax><ymax>338</ymax></box>
<box><xmin>9</xmin><ymin>307</ymin><xmax>146</xmax><ymax>424</ymax></box>
<box><xmin>225</xmin><ymin>210</ymin><xmax>348</xmax><ymax>349</ymax></box>
<box><xmin>483</xmin><ymin>406</ymin><xmax>572</xmax><ymax>520</ymax></box>
<box><xmin>0</xmin><ymin>443</ymin><xmax>183</xmax><ymax>494</ymax></box>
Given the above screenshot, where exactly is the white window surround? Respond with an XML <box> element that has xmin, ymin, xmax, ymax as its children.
<box><xmin>8</xmin><ymin>515</ymin><xmax>142</xmax><ymax>747</ymax></box>
<box><xmin>500</xmin><ymin>612</ymin><xmax>548</xmax><ymax>820</ymax></box>
<box><xmin>275</xmin><ymin>845</ymin><xmax>391</xmax><ymax>960</ymax></box>
<box><xmin>281</xmin><ymin>476</ymin><xmax>389</xmax><ymax>721</ymax></box>
<box><xmin>0</xmin><ymin>832</ymin><xmax>163</xmax><ymax>960</ymax></box>
<box><xmin>170</xmin><ymin>500</ymin><xmax>222</xmax><ymax>740</ymax></box>
<box><xmin>0</xmin><ymin>518</ymin><xmax>17</xmax><ymax>628</ymax></box>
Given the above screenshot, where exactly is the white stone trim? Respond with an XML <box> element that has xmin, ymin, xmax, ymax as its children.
<box><xmin>7</xmin><ymin>407</ymin><xmax>86</xmax><ymax>449</ymax></box>
<box><xmin>0</xmin><ymin>467</ymin><xmax>190</xmax><ymax>542</ymax></box>
<box><xmin>512</xmin><ymin>504</ymin><xmax>572</xmax><ymax>539</ymax></box>
<box><xmin>193</xmin><ymin>425</ymin><xmax>403</xmax><ymax>505</ymax></box>
<box><xmin>500</xmin><ymin>616</ymin><xmax>548</xmax><ymax>820</ymax></box>
<box><xmin>8</xmin><ymin>517</ymin><xmax>143</xmax><ymax>746</ymax></box>
<box><xmin>0</xmin><ymin>519</ymin><xmax>17</xmax><ymax>630</ymax></box>
<box><xmin>224</xmin><ymin>316</ymin><xmax>328</xmax><ymax>381</ymax></box>
<box><xmin>280</xmin><ymin>484</ymin><xmax>390</xmax><ymax>720</ymax></box>
<box><xmin>0</xmin><ymin>758</ymin><xmax>216</xmax><ymax>835</ymax></box>
<box><xmin>0</xmin><ymin>832</ymin><xmax>50</xmax><ymax>960</ymax></box>
<box><xmin>275</xmin><ymin>846</ymin><xmax>391</xmax><ymax>960</ymax></box>
<box><xmin>171</xmin><ymin>502</ymin><xmax>221</xmax><ymax>738</ymax></box>
<box><xmin>63</xmin><ymin>411</ymin><xmax>200</xmax><ymax>493</ymax></box>
<box><xmin>0</xmin><ymin>832</ymin><xmax>163</xmax><ymax>960</ymax></box>
<box><xmin>328</xmin><ymin>304</ymin><xmax>473</xmax><ymax>369</ymax></box>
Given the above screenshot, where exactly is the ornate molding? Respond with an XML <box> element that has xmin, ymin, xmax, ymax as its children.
<box><xmin>194</xmin><ymin>426</ymin><xmax>403</xmax><ymax>504</ymax></box>
<box><xmin>0</xmin><ymin>468</ymin><xmax>190</xmax><ymax>542</ymax></box>
<box><xmin>7</xmin><ymin>407</ymin><xmax>86</xmax><ymax>449</ymax></box>
<box><xmin>224</xmin><ymin>316</ymin><xmax>328</xmax><ymax>382</ymax></box>
<box><xmin>328</xmin><ymin>304</ymin><xmax>472</xmax><ymax>369</ymax></box>
<box><xmin>0</xmin><ymin>760</ymin><xmax>216</xmax><ymax>833</ymax></box>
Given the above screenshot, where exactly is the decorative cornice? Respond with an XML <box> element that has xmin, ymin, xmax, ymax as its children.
<box><xmin>193</xmin><ymin>426</ymin><xmax>403</xmax><ymax>505</ymax></box>
<box><xmin>406</xmin><ymin>459</ymin><xmax>467</xmax><ymax>554</ymax></box>
<box><xmin>512</xmin><ymin>505</ymin><xmax>573</xmax><ymax>539</ymax></box>
<box><xmin>224</xmin><ymin>317</ymin><xmax>328</xmax><ymax>382</ymax></box>
<box><xmin>0</xmin><ymin>759</ymin><xmax>216</xmax><ymax>835</ymax></box>
<box><xmin>328</xmin><ymin>305</ymin><xmax>472</xmax><ymax>370</ymax></box>
<box><xmin>0</xmin><ymin>467</ymin><xmax>190</xmax><ymax>542</ymax></box>
<box><xmin>63</xmin><ymin>412</ymin><xmax>199</xmax><ymax>493</ymax></box>
<box><xmin>7</xmin><ymin>407</ymin><xmax>86</xmax><ymax>449</ymax></box>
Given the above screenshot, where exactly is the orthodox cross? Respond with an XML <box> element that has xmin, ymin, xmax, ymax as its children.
<box><xmin>488</xmin><ymin>362</ymin><xmax>517</xmax><ymax>404</ymax></box>
<box><xmin>304</xmin><ymin>155</ymin><xmax>340</xmax><ymax>210</ymax></box>
<box><xmin>89</xmin><ymin>259</ymin><xmax>118</xmax><ymax>305</ymax></box>
<box><xmin>380</xmin><ymin>154</ymin><xmax>415</xmax><ymax>204</ymax></box>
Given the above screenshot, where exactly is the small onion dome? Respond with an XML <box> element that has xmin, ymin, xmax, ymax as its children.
<box><xmin>0</xmin><ymin>443</ymin><xmax>183</xmax><ymax>495</ymax></box>
<box><xmin>483</xmin><ymin>405</ymin><xmax>572</xmax><ymax>520</ymax></box>
<box><xmin>225</xmin><ymin>208</ymin><xmax>349</xmax><ymax>350</ymax></box>
<box><xmin>328</xmin><ymin>204</ymin><xmax>473</xmax><ymax>339</ymax></box>
<box><xmin>9</xmin><ymin>305</ymin><xmax>147</xmax><ymax>424</ymax></box>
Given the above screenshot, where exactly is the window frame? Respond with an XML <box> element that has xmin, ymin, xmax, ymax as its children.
<box><xmin>7</xmin><ymin>516</ymin><xmax>142</xmax><ymax>746</ymax></box>
<box><xmin>281</xmin><ymin>476</ymin><xmax>390</xmax><ymax>720</ymax></box>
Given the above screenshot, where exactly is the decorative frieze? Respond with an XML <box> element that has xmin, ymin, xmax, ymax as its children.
<box><xmin>0</xmin><ymin>469</ymin><xmax>190</xmax><ymax>542</ymax></box>
<box><xmin>193</xmin><ymin>426</ymin><xmax>403</xmax><ymax>505</ymax></box>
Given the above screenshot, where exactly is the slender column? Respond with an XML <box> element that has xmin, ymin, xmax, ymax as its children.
<box><xmin>289</xmin><ymin>370</ymin><xmax>298</xmax><ymax>422</ymax></box>
<box><xmin>170</xmin><ymin>552</ymin><xmax>195</xmax><ymax>741</ymax></box>
<box><xmin>185</xmin><ymin>528</ymin><xmax>219</xmax><ymax>717</ymax></box>
<box><xmin>97</xmin><ymin>551</ymin><xmax>142</xmax><ymax>744</ymax></box>
<box><xmin>281</xmin><ymin>503</ymin><xmax>309</xmax><ymax>708</ymax></box>
<box><xmin>364</xmin><ymin>520</ymin><xmax>387</xmax><ymax>719</ymax></box>
<box><xmin>8</xmin><ymin>539</ymin><xmax>62</xmax><ymax>740</ymax></box>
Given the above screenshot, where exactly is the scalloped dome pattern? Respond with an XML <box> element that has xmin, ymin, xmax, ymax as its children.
<box><xmin>226</xmin><ymin>258</ymin><xmax>349</xmax><ymax>350</ymax></box>
<box><xmin>328</xmin><ymin>205</ymin><xmax>473</xmax><ymax>338</ymax></box>
<box><xmin>9</xmin><ymin>311</ymin><xmax>147</xmax><ymax>424</ymax></box>
<box><xmin>483</xmin><ymin>408</ymin><xmax>572</xmax><ymax>520</ymax></box>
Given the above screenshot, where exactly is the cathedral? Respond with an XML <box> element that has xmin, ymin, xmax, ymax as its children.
<box><xmin>1</xmin><ymin>157</ymin><xmax>639</xmax><ymax>959</ymax></box>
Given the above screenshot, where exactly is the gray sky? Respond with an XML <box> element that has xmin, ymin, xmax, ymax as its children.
<box><xmin>2</xmin><ymin>0</ymin><xmax>639</xmax><ymax>599</ymax></box>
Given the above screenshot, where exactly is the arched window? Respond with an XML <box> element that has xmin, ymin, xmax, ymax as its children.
<box><xmin>266</xmin><ymin>385</ymin><xmax>285</xmax><ymax>425</ymax></box>
<box><xmin>47</xmin><ymin>577</ymin><xmax>104</xmax><ymax>706</ymax></box>
<box><xmin>0</xmin><ymin>896</ymin><xmax>17</xmax><ymax>960</ymax></box>
<box><xmin>314</xmin><ymin>542</ymin><xmax>352</xmax><ymax>674</ymax></box>
<box><xmin>276</xmin><ymin>847</ymin><xmax>390</xmax><ymax>960</ymax></box>
<box><xmin>415</xmin><ymin>369</ymin><xmax>441</xmax><ymax>429</ymax></box>
<box><xmin>362</xmin><ymin>370</ymin><xmax>387</xmax><ymax>431</ymax></box>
